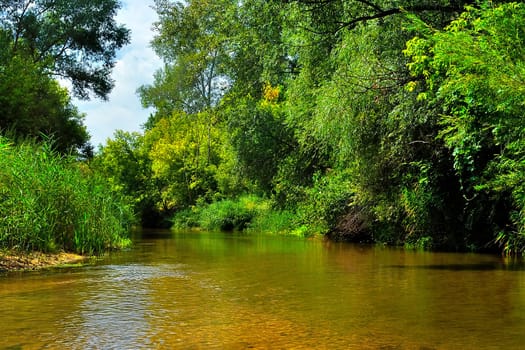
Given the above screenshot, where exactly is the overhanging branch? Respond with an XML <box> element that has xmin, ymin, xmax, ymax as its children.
<box><xmin>286</xmin><ymin>1</ymin><xmax>466</xmax><ymax>34</ymax></box>
<box><xmin>333</xmin><ymin>5</ymin><xmax>463</xmax><ymax>33</ymax></box>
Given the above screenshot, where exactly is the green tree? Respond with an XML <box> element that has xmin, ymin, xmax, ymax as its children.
<box><xmin>404</xmin><ymin>2</ymin><xmax>525</xmax><ymax>253</ymax></box>
<box><xmin>0</xmin><ymin>0</ymin><xmax>130</xmax><ymax>99</ymax></box>
<box><xmin>0</xmin><ymin>34</ymin><xmax>89</xmax><ymax>152</ymax></box>
<box><xmin>0</xmin><ymin>0</ymin><xmax>129</xmax><ymax>151</ymax></box>
<box><xmin>279</xmin><ymin>0</ymin><xmax>481</xmax><ymax>246</ymax></box>
<box><xmin>139</xmin><ymin>0</ymin><xmax>234</xmax><ymax>124</ymax></box>
<box><xmin>224</xmin><ymin>84</ymin><xmax>296</xmax><ymax>195</ymax></box>
<box><xmin>144</xmin><ymin>110</ymin><xmax>224</xmax><ymax>209</ymax></box>
<box><xmin>92</xmin><ymin>131</ymin><xmax>164</xmax><ymax>227</ymax></box>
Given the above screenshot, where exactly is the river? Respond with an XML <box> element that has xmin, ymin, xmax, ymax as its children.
<box><xmin>1</xmin><ymin>230</ymin><xmax>525</xmax><ymax>349</ymax></box>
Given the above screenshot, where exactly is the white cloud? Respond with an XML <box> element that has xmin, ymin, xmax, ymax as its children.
<box><xmin>74</xmin><ymin>0</ymin><xmax>162</xmax><ymax>147</ymax></box>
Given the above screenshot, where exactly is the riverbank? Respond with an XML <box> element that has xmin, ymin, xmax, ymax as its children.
<box><xmin>0</xmin><ymin>250</ymin><xmax>88</xmax><ymax>272</ymax></box>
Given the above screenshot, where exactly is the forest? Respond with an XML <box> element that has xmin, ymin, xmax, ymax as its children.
<box><xmin>2</xmin><ymin>0</ymin><xmax>525</xmax><ymax>255</ymax></box>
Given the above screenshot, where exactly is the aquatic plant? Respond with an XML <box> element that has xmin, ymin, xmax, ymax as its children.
<box><xmin>0</xmin><ymin>136</ymin><xmax>133</xmax><ymax>254</ymax></box>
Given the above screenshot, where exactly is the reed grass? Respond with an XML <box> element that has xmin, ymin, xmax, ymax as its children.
<box><xmin>0</xmin><ymin>136</ymin><xmax>133</xmax><ymax>254</ymax></box>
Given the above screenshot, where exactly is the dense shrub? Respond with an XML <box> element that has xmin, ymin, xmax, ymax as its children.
<box><xmin>172</xmin><ymin>195</ymin><xmax>301</xmax><ymax>235</ymax></box>
<box><xmin>198</xmin><ymin>195</ymin><xmax>265</xmax><ymax>231</ymax></box>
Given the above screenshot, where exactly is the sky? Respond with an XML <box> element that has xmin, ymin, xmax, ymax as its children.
<box><xmin>73</xmin><ymin>0</ymin><xmax>162</xmax><ymax>147</ymax></box>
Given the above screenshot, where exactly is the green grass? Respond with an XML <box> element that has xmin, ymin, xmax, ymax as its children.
<box><xmin>247</xmin><ymin>209</ymin><xmax>299</xmax><ymax>235</ymax></box>
<box><xmin>0</xmin><ymin>136</ymin><xmax>134</xmax><ymax>254</ymax></box>
<box><xmin>172</xmin><ymin>195</ymin><xmax>304</xmax><ymax>236</ymax></box>
<box><xmin>197</xmin><ymin>195</ymin><xmax>266</xmax><ymax>231</ymax></box>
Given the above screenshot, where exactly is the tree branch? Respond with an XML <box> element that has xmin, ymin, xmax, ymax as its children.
<box><xmin>332</xmin><ymin>5</ymin><xmax>463</xmax><ymax>33</ymax></box>
<box><xmin>287</xmin><ymin>1</ymin><xmax>465</xmax><ymax>34</ymax></box>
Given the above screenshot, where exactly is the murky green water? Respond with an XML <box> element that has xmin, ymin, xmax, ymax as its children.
<box><xmin>1</xmin><ymin>230</ymin><xmax>525</xmax><ymax>349</ymax></box>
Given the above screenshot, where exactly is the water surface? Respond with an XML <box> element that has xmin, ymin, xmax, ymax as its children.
<box><xmin>1</xmin><ymin>230</ymin><xmax>524</xmax><ymax>349</ymax></box>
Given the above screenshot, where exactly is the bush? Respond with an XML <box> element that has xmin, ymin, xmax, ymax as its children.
<box><xmin>294</xmin><ymin>170</ymin><xmax>354</xmax><ymax>236</ymax></box>
<box><xmin>171</xmin><ymin>208</ymin><xmax>198</xmax><ymax>229</ymax></box>
<box><xmin>247</xmin><ymin>209</ymin><xmax>298</xmax><ymax>235</ymax></box>
<box><xmin>198</xmin><ymin>195</ymin><xmax>265</xmax><ymax>231</ymax></box>
<box><xmin>0</xmin><ymin>137</ymin><xmax>134</xmax><ymax>254</ymax></box>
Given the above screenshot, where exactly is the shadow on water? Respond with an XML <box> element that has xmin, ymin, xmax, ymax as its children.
<box><xmin>138</xmin><ymin>229</ymin><xmax>174</xmax><ymax>240</ymax></box>
<box><xmin>389</xmin><ymin>261</ymin><xmax>525</xmax><ymax>271</ymax></box>
<box><xmin>1</xmin><ymin>345</ymin><xmax>23</xmax><ymax>350</ymax></box>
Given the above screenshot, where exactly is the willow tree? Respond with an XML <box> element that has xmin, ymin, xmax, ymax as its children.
<box><xmin>405</xmin><ymin>2</ymin><xmax>525</xmax><ymax>253</ymax></box>
<box><xmin>279</xmin><ymin>0</ymin><xmax>495</xmax><ymax>246</ymax></box>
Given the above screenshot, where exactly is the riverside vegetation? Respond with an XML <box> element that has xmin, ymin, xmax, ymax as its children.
<box><xmin>2</xmin><ymin>1</ymin><xmax>525</xmax><ymax>258</ymax></box>
<box><xmin>0</xmin><ymin>0</ymin><xmax>132</xmax><ymax>265</ymax></box>
<box><xmin>96</xmin><ymin>1</ymin><xmax>525</xmax><ymax>255</ymax></box>
<box><xmin>0</xmin><ymin>137</ymin><xmax>133</xmax><ymax>256</ymax></box>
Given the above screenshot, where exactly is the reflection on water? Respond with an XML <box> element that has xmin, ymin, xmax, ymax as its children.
<box><xmin>69</xmin><ymin>264</ymin><xmax>187</xmax><ymax>349</ymax></box>
<box><xmin>1</xmin><ymin>230</ymin><xmax>525</xmax><ymax>349</ymax></box>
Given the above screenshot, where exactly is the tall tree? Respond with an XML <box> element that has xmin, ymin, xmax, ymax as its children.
<box><xmin>0</xmin><ymin>28</ymin><xmax>89</xmax><ymax>152</ymax></box>
<box><xmin>404</xmin><ymin>2</ymin><xmax>525</xmax><ymax>253</ymax></box>
<box><xmin>139</xmin><ymin>0</ymin><xmax>233</xmax><ymax>119</ymax></box>
<box><xmin>0</xmin><ymin>0</ymin><xmax>129</xmax><ymax>151</ymax></box>
<box><xmin>0</xmin><ymin>0</ymin><xmax>130</xmax><ymax>100</ymax></box>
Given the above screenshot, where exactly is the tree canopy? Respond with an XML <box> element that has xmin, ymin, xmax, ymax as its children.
<box><xmin>0</xmin><ymin>0</ymin><xmax>130</xmax><ymax>152</ymax></box>
<box><xmin>0</xmin><ymin>0</ymin><xmax>130</xmax><ymax>100</ymax></box>
<box><xmin>99</xmin><ymin>0</ymin><xmax>525</xmax><ymax>254</ymax></box>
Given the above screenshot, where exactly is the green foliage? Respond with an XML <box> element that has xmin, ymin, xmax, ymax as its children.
<box><xmin>145</xmin><ymin>110</ymin><xmax>222</xmax><ymax>208</ymax></box>
<box><xmin>247</xmin><ymin>209</ymin><xmax>298</xmax><ymax>236</ymax></box>
<box><xmin>0</xmin><ymin>136</ymin><xmax>133</xmax><ymax>254</ymax></box>
<box><xmin>91</xmin><ymin>130</ymin><xmax>163</xmax><ymax>227</ymax></box>
<box><xmin>131</xmin><ymin>0</ymin><xmax>525</xmax><ymax>255</ymax></box>
<box><xmin>172</xmin><ymin>195</ymin><xmax>300</xmax><ymax>236</ymax></box>
<box><xmin>171</xmin><ymin>207</ymin><xmax>202</xmax><ymax>230</ymax></box>
<box><xmin>196</xmin><ymin>195</ymin><xmax>268</xmax><ymax>231</ymax></box>
<box><xmin>0</xmin><ymin>1</ymin><xmax>129</xmax><ymax>152</ymax></box>
<box><xmin>294</xmin><ymin>170</ymin><xmax>354</xmax><ymax>236</ymax></box>
<box><xmin>0</xmin><ymin>0</ymin><xmax>130</xmax><ymax>99</ymax></box>
<box><xmin>405</xmin><ymin>2</ymin><xmax>525</xmax><ymax>253</ymax></box>
<box><xmin>0</xmin><ymin>43</ymin><xmax>89</xmax><ymax>153</ymax></box>
<box><xmin>223</xmin><ymin>93</ymin><xmax>295</xmax><ymax>194</ymax></box>
<box><xmin>140</xmin><ymin>0</ymin><xmax>235</xmax><ymax>119</ymax></box>
<box><xmin>95</xmin><ymin>109</ymin><xmax>243</xmax><ymax>226</ymax></box>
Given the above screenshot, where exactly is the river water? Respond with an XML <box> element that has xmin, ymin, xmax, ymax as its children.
<box><xmin>1</xmin><ymin>230</ymin><xmax>525</xmax><ymax>349</ymax></box>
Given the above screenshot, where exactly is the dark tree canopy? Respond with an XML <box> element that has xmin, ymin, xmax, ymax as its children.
<box><xmin>0</xmin><ymin>0</ymin><xmax>130</xmax><ymax>100</ymax></box>
<box><xmin>284</xmin><ymin>0</ymin><xmax>511</xmax><ymax>33</ymax></box>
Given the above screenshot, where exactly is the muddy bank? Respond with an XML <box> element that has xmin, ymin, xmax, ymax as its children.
<box><xmin>0</xmin><ymin>251</ymin><xmax>88</xmax><ymax>272</ymax></box>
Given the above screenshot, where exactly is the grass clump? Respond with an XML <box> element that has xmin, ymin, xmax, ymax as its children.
<box><xmin>172</xmin><ymin>195</ymin><xmax>301</xmax><ymax>236</ymax></box>
<box><xmin>198</xmin><ymin>195</ymin><xmax>266</xmax><ymax>231</ymax></box>
<box><xmin>247</xmin><ymin>209</ymin><xmax>298</xmax><ymax>235</ymax></box>
<box><xmin>0</xmin><ymin>137</ymin><xmax>134</xmax><ymax>255</ymax></box>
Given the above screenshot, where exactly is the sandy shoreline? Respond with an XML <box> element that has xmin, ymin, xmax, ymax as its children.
<box><xmin>0</xmin><ymin>251</ymin><xmax>88</xmax><ymax>272</ymax></box>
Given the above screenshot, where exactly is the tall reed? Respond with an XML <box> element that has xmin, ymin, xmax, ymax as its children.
<box><xmin>0</xmin><ymin>136</ymin><xmax>133</xmax><ymax>254</ymax></box>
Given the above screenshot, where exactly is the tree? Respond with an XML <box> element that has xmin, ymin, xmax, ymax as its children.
<box><xmin>277</xmin><ymin>0</ymin><xmax>485</xmax><ymax>247</ymax></box>
<box><xmin>0</xmin><ymin>0</ymin><xmax>128</xmax><ymax>151</ymax></box>
<box><xmin>224</xmin><ymin>84</ymin><xmax>296</xmax><ymax>195</ymax></box>
<box><xmin>140</xmin><ymin>0</ymin><xmax>293</xmax><ymax>123</ymax></box>
<box><xmin>144</xmin><ymin>110</ymin><xmax>225</xmax><ymax>210</ymax></box>
<box><xmin>92</xmin><ymin>131</ymin><xmax>164</xmax><ymax>227</ymax></box>
<box><xmin>404</xmin><ymin>2</ymin><xmax>525</xmax><ymax>253</ymax></box>
<box><xmin>139</xmin><ymin>0</ymin><xmax>233</xmax><ymax>121</ymax></box>
<box><xmin>284</xmin><ymin>0</ymin><xmax>489</xmax><ymax>33</ymax></box>
<box><xmin>0</xmin><ymin>0</ymin><xmax>130</xmax><ymax>100</ymax></box>
<box><xmin>0</xmin><ymin>31</ymin><xmax>89</xmax><ymax>152</ymax></box>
